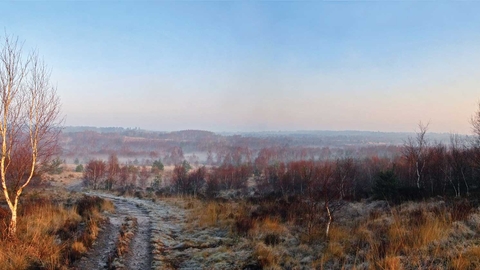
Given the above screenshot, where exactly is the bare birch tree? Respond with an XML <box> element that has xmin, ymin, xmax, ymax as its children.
<box><xmin>471</xmin><ymin>101</ymin><xmax>480</xmax><ymax>142</ymax></box>
<box><xmin>0</xmin><ymin>35</ymin><xmax>61</xmax><ymax>237</ymax></box>
<box><xmin>403</xmin><ymin>122</ymin><xmax>429</xmax><ymax>189</ymax></box>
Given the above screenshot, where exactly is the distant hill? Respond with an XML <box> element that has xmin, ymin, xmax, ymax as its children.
<box><xmin>63</xmin><ymin>126</ymin><xmax>131</xmax><ymax>133</ymax></box>
<box><xmin>59</xmin><ymin>126</ymin><xmax>469</xmax><ymax>164</ymax></box>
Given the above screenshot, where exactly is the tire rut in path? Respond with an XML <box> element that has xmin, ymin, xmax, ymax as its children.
<box><xmin>75</xmin><ymin>193</ymin><xmax>255</xmax><ymax>269</ymax></box>
<box><xmin>74</xmin><ymin>194</ymin><xmax>153</xmax><ymax>270</ymax></box>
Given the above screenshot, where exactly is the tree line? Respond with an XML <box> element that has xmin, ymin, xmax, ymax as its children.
<box><xmin>83</xmin><ymin>111</ymin><xmax>480</xmax><ymax>206</ymax></box>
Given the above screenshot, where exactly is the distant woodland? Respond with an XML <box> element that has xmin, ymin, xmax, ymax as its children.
<box><xmin>60</xmin><ymin>127</ymin><xmax>454</xmax><ymax>165</ymax></box>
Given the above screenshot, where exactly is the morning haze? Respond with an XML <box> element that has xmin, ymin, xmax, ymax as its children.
<box><xmin>4</xmin><ymin>2</ymin><xmax>480</xmax><ymax>269</ymax></box>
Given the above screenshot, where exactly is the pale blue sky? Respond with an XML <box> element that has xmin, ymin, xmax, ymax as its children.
<box><xmin>2</xmin><ymin>1</ymin><xmax>480</xmax><ymax>133</ymax></box>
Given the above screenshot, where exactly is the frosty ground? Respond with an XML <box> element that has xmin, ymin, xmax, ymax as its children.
<box><xmin>75</xmin><ymin>192</ymin><xmax>257</xmax><ymax>270</ymax></box>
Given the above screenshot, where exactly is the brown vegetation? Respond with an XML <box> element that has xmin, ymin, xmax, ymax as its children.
<box><xmin>107</xmin><ymin>216</ymin><xmax>138</xmax><ymax>269</ymax></box>
<box><xmin>187</xmin><ymin>197</ymin><xmax>480</xmax><ymax>269</ymax></box>
<box><xmin>0</xmin><ymin>34</ymin><xmax>62</xmax><ymax>236</ymax></box>
<box><xmin>0</xmin><ymin>191</ymin><xmax>114</xmax><ymax>269</ymax></box>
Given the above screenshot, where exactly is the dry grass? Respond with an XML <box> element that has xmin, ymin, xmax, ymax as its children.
<box><xmin>346</xmin><ymin>205</ymin><xmax>452</xmax><ymax>269</ymax></box>
<box><xmin>449</xmin><ymin>246</ymin><xmax>480</xmax><ymax>270</ymax></box>
<box><xmin>107</xmin><ymin>216</ymin><xmax>138</xmax><ymax>268</ymax></box>
<box><xmin>188</xmin><ymin>199</ymin><xmax>250</xmax><ymax>230</ymax></box>
<box><xmin>48</xmin><ymin>169</ymin><xmax>83</xmax><ymax>188</ymax></box>
<box><xmin>186</xmin><ymin>196</ymin><xmax>480</xmax><ymax>269</ymax></box>
<box><xmin>71</xmin><ymin>241</ymin><xmax>88</xmax><ymax>258</ymax></box>
<box><xmin>0</xmin><ymin>193</ymin><xmax>114</xmax><ymax>269</ymax></box>
<box><xmin>300</xmin><ymin>224</ymin><xmax>325</xmax><ymax>244</ymax></box>
<box><xmin>254</xmin><ymin>242</ymin><xmax>281</xmax><ymax>269</ymax></box>
<box><xmin>199</xmin><ymin>201</ymin><xmax>224</xmax><ymax>226</ymax></box>
<box><xmin>75</xmin><ymin>195</ymin><xmax>115</xmax><ymax>249</ymax></box>
<box><xmin>257</xmin><ymin>217</ymin><xmax>286</xmax><ymax>234</ymax></box>
<box><xmin>0</xmin><ymin>202</ymin><xmax>81</xmax><ymax>269</ymax></box>
<box><xmin>188</xmin><ymin>199</ymin><xmax>293</xmax><ymax>267</ymax></box>
<box><xmin>378</xmin><ymin>255</ymin><xmax>403</xmax><ymax>270</ymax></box>
<box><xmin>386</xmin><ymin>208</ymin><xmax>449</xmax><ymax>254</ymax></box>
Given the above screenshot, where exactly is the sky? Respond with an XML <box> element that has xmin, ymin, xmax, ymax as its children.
<box><xmin>1</xmin><ymin>1</ymin><xmax>480</xmax><ymax>134</ymax></box>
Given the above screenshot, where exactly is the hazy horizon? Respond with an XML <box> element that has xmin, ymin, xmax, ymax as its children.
<box><xmin>64</xmin><ymin>125</ymin><xmax>470</xmax><ymax>138</ymax></box>
<box><xmin>3</xmin><ymin>2</ymin><xmax>479</xmax><ymax>134</ymax></box>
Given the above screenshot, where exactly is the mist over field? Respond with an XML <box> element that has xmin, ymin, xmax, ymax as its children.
<box><xmin>60</xmin><ymin>126</ymin><xmax>459</xmax><ymax>165</ymax></box>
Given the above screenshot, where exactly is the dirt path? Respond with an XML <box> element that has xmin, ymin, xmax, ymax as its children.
<box><xmin>74</xmin><ymin>193</ymin><xmax>153</xmax><ymax>270</ymax></box>
<box><xmin>73</xmin><ymin>219</ymin><xmax>117</xmax><ymax>269</ymax></box>
<box><xmin>74</xmin><ymin>192</ymin><xmax>255</xmax><ymax>269</ymax></box>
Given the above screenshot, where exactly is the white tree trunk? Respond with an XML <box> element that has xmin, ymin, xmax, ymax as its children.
<box><xmin>325</xmin><ymin>204</ymin><xmax>332</xmax><ymax>238</ymax></box>
<box><xmin>8</xmin><ymin>204</ymin><xmax>17</xmax><ymax>237</ymax></box>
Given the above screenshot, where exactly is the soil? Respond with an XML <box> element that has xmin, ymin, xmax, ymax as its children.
<box><xmin>73</xmin><ymin>191</ymin><xmax>255</xmax><ymax>269</ymax></box>
<box><xmin>73</xmin><ymin>194</ymin><xmax>152</xmax><ymax>270</ymax></box>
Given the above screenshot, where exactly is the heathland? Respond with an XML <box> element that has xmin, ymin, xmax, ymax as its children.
<box><xmin>3</xmin><ymin>122</ymin><xmax>480</xmax><ymax>269</ymax></box>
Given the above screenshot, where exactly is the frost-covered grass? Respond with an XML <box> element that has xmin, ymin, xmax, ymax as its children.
<box><xmin>83</xmin><ymin>189</ymin><xmax>480</xmax><ymax>269</ymax></box>
<box><xmin>108</xmin><ymin>216</ymin><xmax>138</xmax><ymax>269</ymax></box>
<box><xmin>186</xmin><ymin>197</ymin><xmax>480</xmax><ymax>269</ymax></box>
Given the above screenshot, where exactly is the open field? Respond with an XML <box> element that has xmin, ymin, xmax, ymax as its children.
<box><xmin>185</xmin><ymin>197</ymin><xmax>480</xmax><ymax>269</ymax></box>
<box><xmin>4</xmin><ymin>166</ymin><xmax>480</xmax><ymax>270</ymax></box>
<box><xmin>3</xmin><ymin>3</ymin><xmax>480</xmax><ymax>269</ymax></box>
<box><xmin>4</xmin><ymin>123</ymin><xmax>480</xmax><ymax>269</ymax></box>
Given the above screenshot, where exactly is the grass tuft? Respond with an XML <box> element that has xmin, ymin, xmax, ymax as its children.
<box><xmin>0</xmin><ymin>192</ymin><xmax>113</xmax><ymax>269</ymax></box>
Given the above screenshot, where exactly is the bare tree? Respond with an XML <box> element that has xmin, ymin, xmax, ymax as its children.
<box><xmin>449</xmin><ymin>134</ymin><xmax>469</xmax><ymax>197</ymax></box>
<box><xmin>138</xmin><ymin>165</ymin><xmax>151</xmax><ymax>189</ymax></box>
<box><xmin>471</xmin><ymin>101</ymin><xmax>480</xmax><ymax>142</ymax></box>
<box><xmin>84</xmin><ymin>159</ymin><xmax>106</xmax><ymax>190</ymax></box>
<box><xmin>334</xmin><ymin>157</ymin><xmax>357</xmax><ymax>199</ymax></box>
<box><xmin>403</xmin><ymin>122</ymin><xmax>429</xmax><ymax>189</ymax></box>
<box><xmin>118</xmin><ymin>164</ymin><xmax>129</xmax><ymax>189</ymax></box>
<box><xmin>308</xmin><ymin>161</ymin><xmax>338</xmax><ymax>237</ymax></box>
<box><xmin>128</xmin><ymin>165</ymin><xmax>138</xmax><ymax>187</ymax></box>
<box><xmin>189</xmin><ymin>166</ymin><xmax>206</xmax><ymax>197</ymax></box>
<box><xmin>106</xmin><ymin>152</ymin><xmax>120</xmax><ymax>190</ymax></box>
<box><xmin>172</xmin><ymin>163</ymin><xmax>188</xmax><ymax>193</ymax></box>
<box><xmin>0</xmin><ymin>35</ymin><xmax>61</xmax><ymax>237</ymax></box>
<box><xmin>470</xmin><ymin>101</ymin><xmax>480</xmax><ymax>172</ymax></box>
